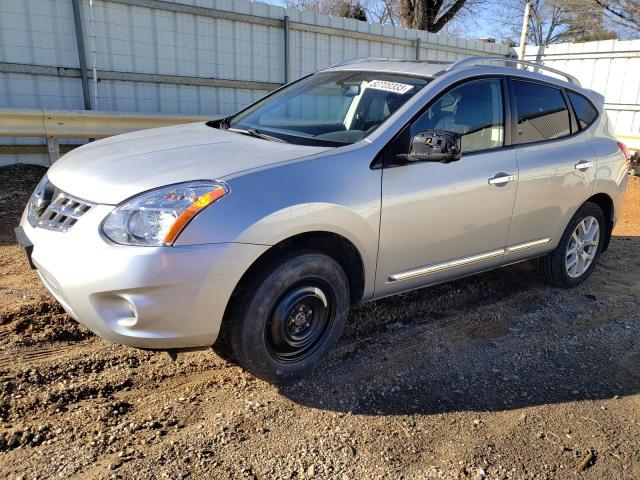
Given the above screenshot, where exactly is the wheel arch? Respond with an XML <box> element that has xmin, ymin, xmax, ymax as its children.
<box><xmin>214</xmin><ymin>230</ymin><xmax>367</xmax><ymax>356</ymax></box>
<box><xmin>222</xmin><ymin>231</ymin><xmax>367</xmax><ymax>326</ymax></box>
<box><xmin>584</xmin><ymin>192</ymin><xmax>615</xmax><ymax>252</ymax></box>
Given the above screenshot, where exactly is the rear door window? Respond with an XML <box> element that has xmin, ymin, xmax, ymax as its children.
<box><xmin>567</xmin><ymin>91</ymin><xmax>598</xmax><ymax>129</ymax></box>
<box><xmin>512</xmin><ymin>80</ymin><xmax>571</xmax><ymax>144</ymax></box>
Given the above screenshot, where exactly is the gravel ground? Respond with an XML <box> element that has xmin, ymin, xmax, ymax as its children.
<box><xmin>0</xmin><ymin>164</ymin><xmax>639</xmax><ymax>480</ymax></box>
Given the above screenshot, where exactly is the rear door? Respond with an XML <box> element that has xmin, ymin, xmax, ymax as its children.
<box><xmin>505</xmin><ymin>79</ymin><xmax>596</xmax><ymax>254</ymax></box>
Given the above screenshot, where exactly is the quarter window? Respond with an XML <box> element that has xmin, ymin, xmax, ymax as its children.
<box><xmin>513</xmin><ymin>80</ymin><xmax>571</xmax><ymax>144</ymax></box>
<box><xmin>411</xmin><ymin>78</ymin><xmax>504</xmax><ymax>153</ymax></box>
<box><xmin>567</xmin><ymin>91</ymin><xmax>598</xmax><ymax>129</ymax></box>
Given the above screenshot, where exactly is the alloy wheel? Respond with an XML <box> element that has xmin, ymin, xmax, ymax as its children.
<box><xmin>565</xmin><ymin>216</ymin><xmax>600</xmax><ymax>278</ymax></box>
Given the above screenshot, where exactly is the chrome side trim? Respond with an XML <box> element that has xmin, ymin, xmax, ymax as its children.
<box><xmin>506</xmin><ymin>237</ymin><xmax>551</xmax><ymax>253</ymax></box>
<box><xmin>388</xmin><ymin>248</ymin><xmax>505</xmax><ymax>282</ymax></box>
<box><xmin>388</xmin><ymin>238</ymin><xmax>552</xmax><ymax>282</ymax></box>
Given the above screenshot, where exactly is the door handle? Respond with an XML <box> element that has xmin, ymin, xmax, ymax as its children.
<box><xmin>488</xmin><ymin>174</ymin><xmax>515</xmax><ymax>185</ymax></box>
<box><xmin>575</xmin><ymin>161</ymin><xmax>593</xmax><ymax>171</ymax></box>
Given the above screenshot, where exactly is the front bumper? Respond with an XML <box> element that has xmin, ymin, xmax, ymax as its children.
<box><xmin>18</xmin><ymin>205</ymin><xmax>268</xmax><ymax>349</ymax></box>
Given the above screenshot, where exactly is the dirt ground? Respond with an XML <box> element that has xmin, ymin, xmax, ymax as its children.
<box><xmin>0</xmin><ymin>165</ymin><xmax>638</xmax><ymax>480</ymax></box>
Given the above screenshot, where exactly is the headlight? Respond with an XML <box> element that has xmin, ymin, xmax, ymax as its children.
<box><xmin>102</xmin><ymin>181</ymin><xmax>229</xmax><ymax>246</ymax></box>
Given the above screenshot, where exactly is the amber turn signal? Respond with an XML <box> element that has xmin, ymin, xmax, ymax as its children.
<box><xmin>163</xmin><ymin>186</ymin><xmax>228</xmax><ymax>245</ymax></box>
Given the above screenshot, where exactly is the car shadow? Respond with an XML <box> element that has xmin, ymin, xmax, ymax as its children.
<box><xmin>278</xmin><ymin>236</ymin><xmax>640</xmax><ymax>416</ymax></box>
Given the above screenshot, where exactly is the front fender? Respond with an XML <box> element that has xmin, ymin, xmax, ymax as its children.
<box><xmin>232</xmin><ymin>201</ymin><xmax>377</xmax><ymax>262</ymax></box>
<box><xmin>174</xmin><ymin>148</ymin><xmax>382</xmax><ymax>299</ymax></box>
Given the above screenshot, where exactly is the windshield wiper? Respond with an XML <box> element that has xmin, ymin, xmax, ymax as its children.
<box><xmin>228</xmin><ymin>127</ymin><xmax>286</xmax><ymax>143</ymax></box>
<box><xmin>206</xmin><ymin>115</ymin><xmax>233</xmax><ymax>130</ymax></box>
<box><xmin>219</xmin><ymin>115</ymin><xmax>232</xmax><ymax>129</ymax></box>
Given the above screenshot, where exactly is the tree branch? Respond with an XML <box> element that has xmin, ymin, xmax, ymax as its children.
<box><xmin>432</xmin><ymin>0</ymin><xmax>468</xmax><ymax>32</ymax></box>
<box><xmin>592</xmin><ymin>0</ymin><xmax>640</xmax><ymax>30</ymax></box>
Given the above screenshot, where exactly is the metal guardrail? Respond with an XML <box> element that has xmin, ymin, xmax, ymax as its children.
<box><xmin>1</xmin><ymin>107</ymin><xmax>637</xmax><ymax>167</ymax></box>
<box><xmin>0</xmin><ymin>108</ymin><xmax>209</xmax><ymax>164</ymax></box>
<box><xmin>0</xmin><ymin>108</ymin><xmax>208</xmax><ymax>138</ymax></box>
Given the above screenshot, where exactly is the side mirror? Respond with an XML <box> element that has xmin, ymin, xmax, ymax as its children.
<box><xmin>407</xmin><ymin>130</ymin><xmax>462</xmax><ymax>163</ymax></box>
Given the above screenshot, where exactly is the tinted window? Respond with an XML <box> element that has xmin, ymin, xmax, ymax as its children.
<box><xmin>568</xmin><ymin>91</ymin><xmax>598</xmax><ymax>129</ymax></box>
<box><xmin>411</xmin><ymin>78</ymin><xmax>504</xmax><ymax>153</ymax></box>
<box><xmin>513</xmin><ymin>80</ymin><xmax>571</xmax><ymax>144</ymax></box>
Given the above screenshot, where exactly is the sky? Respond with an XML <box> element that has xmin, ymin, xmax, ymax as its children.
<box><xmin>260</xmin><ymin>0</ymin><xmax>515</xmax><ymax>41</ymax></box>
<box><xmin>260</xmin><ymin>1</ymin><xmax>638</xmax><ymax>42</ymax></box>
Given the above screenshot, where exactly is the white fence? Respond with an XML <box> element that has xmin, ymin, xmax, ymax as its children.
<box><xmin>525</xmin><ymin>39</ymin><xmax>640</xmax><ymax>150</ymax></box>
<box><xmin>0</xmin><ymin>0</ymin><xmax>511</xmax><ymax>165</ymax></box>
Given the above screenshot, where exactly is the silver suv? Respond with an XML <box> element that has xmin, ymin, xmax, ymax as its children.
<box><xmin>17</xmin><ymin>57</ymin><xmax>630</xmax><ymax>382</ymax></box>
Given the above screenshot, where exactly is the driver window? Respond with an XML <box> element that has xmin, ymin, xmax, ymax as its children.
<box><xmin>411</xmin><ymin>78</ymin><xmax>504</xmax><ymax>154</ymax></box>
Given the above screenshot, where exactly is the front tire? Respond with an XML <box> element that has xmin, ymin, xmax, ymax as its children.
<box><xmin>538</xmin><ymin>202</ymin><xmax>606</xmax><ymax>288</ymax></box>
<box><xmin>226</xmin><ymin>251</ymin><xmax>350</xmax><ymax>383</ymax></box>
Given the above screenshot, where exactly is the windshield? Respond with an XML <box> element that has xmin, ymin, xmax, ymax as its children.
<box><xmin>226</xmin><ymin>71</ymin><xmax>430</xmax><ymax>146</ymax></box>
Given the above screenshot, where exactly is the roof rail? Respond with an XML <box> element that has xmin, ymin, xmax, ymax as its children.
<box><xmin>329</xmin><ymin>57</ymin><xmax>454</xmax><ymax>68</ymax></box>
<box><xmin>444</xmin><ymin>56</ymin><xmax>581</xmax><ymax>86</ymax></box>
<box><xmin>329</xmin><ymin>57</ymin><xmax>391</xmax><ymax>68</ymax></box>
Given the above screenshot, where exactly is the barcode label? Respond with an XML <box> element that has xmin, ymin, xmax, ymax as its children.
<box><xmin>367</xmin><ymin>80</ymin><xmax>414</xmax><ymax>94</ymax></box>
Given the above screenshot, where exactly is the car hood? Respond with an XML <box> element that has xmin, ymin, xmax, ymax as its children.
<box><xmin>47</xmin><ymin>122</ymin><xmax>331</xmax><ymax>204</ymax></box>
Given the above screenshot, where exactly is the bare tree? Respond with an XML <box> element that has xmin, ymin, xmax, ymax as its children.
<box><xmin>564</xmin><ymin>2</ymin><xmax>617</xmax><ymax>41</ymax></box>
<box><xmin>592</xmin><ymin>0</ymin><xmax>640</xmax><ymax>32</ymax></box>
<box><xmin>284</xmin><ymin>0</ymin><xmax>322</xmax><ymax>12</ymax></box>
<box><xmin>397</xmin><ymin>0</ymin><xmax>477</xmax><ymax>32</ymax></box>
<box><xmin>493</xmin><ymin>0</ymin><xmax>620</xmax><ymax>46</ymax></box>
<box><xmin>360</xmin><ymin>0</ymin><xmax>400</xmax><ymax>25</ymax></box>
<box><xmin>285</xmin><ymin>0</ymin><xmax>368</xmax><ymax>20</ymax></box>
<box><xmin>283</xmin><ymin>0</ymin><xmax>631</xmax><ymax>41</ymax></box>
<box><xmin>284</xmin><ymin>0</ymin><xmax>483</xmax><ymax>33</ymax></box>
<box><xmin>529</xmin><ymin>0</ymin><xmax>568</xmax><ymax>44</ymax></box>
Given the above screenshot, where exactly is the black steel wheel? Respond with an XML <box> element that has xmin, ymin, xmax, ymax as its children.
<box><xmin>266</xmin><ymin>281</ymin><xmax>336</xmax><ymax>363</ymax></box>
<box><xmin>225</xmin><ymin>251</ymin><xmax>350</xmax><ymax>383</ymax></box>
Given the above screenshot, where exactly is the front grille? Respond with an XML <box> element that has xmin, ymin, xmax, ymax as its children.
<box><xmin>27</xmin><ymin>177</ymin><xmax>94</xmax><ymax>232</ymax></box>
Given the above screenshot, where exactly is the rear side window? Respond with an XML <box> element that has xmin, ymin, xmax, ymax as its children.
<box><xmin>567</xmin><ymin>91</ymin><xmax>598</xmax><ymax>129</ymax></box>
<box><xmin>512</xmin><ymin>80</ymin><xmax>571</xmax><ymax>144</ymax></box>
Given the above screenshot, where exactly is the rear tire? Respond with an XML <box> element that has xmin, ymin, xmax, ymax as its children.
<box><xmin>538</xmin><ymin>202</ymin><xmax>606</xmax><ymax>288</ymax></box>
<box><xmin>226</xmin><ymin>251</ymin><xmax>349</xmax><ymax>383</ymax></box>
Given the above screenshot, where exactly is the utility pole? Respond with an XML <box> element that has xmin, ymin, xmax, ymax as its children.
<box><xmin>518</xmin><ymin>2</ymin><xmax>532</xmax><ymax>61</ymax></box>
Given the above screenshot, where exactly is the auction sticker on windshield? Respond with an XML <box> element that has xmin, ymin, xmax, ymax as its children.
<box><xmin>367</xmin><ymin>80</ymin><xmax>414</xmax><ymax>94</ymax></box>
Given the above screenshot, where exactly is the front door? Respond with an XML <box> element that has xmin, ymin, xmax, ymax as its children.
<box><xmin>375</xmin><ymin>77</ymin><xmax>519</xmax><ymax>297</ymax></box>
